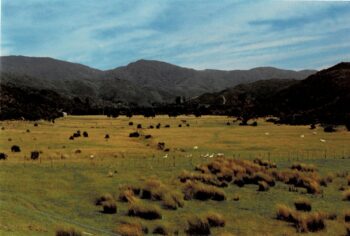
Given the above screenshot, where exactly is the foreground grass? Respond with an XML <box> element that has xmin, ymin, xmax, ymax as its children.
<box><xmin>0</xmin><ymin>116</ymin><xmax>349</xmax><ymax>235</ymax></box>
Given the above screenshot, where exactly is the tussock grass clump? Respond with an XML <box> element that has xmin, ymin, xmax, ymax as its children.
<box><xmin>347</xmin><ymin>176</ymin><xmax>350</xmax><ymax>186</ymax></box>
<box><xmin>152</xmin><ymin>223</ymin><xmax>172</xmax><ymax>235</ymax></box>
<box><xmin>253</xmin><ymin>158</ymin><xmax>277</xmax><ymax>169</ymax></box>
<box><xmin>179</xmin><ymin>170</ymin><xmax>225</xmax><ymax>187</ymax></box>
<box><xmin>294</xmin><ymin>198</ymin><xmax>312</xmax><ymax>211</ymax></box>
<box><xmin>258</xmin><ymin>181</ymin><xmax>269</xmax><ymax>191</ymax></box>
<box><xmin>183</xmin><ymin>181</ymin><xmax>226</xmax><ymax>201</ymax></box>
<box><xmin>343</xmin><ymin>190</ymin><xmax>350</xmax><ymax>201</ymax></box>
<box><xmin>55</xmin><ymin>227</ymin><xmax>82</xmax><ymax>236</ymax></box>
<box><xmin>119</xmin><ymin>189</ymin><xmax>136</xmax><ymax>203</ymax></box>
<box><xmin>232</xmin><ymin>194</ymin><xmax>240</xmax><ymax>201</ymax></box>
<box><xmin>115</xmin><ymin>220</ymin><xmax>146</xmax><ymax>236</ymax></box>
<box><xmin>345</xmin><ymin>211</ymin><xmax>350</xmax><ymax>222</ymax></box>
<box><xmin>296</xmin><ymin>212</ymin><xmax>326</xmax><ymax>232</ymax></box>
<box><xmin>276</xmin><ymin>204</ymin><xmax>299</xmax><ymax>223</ymax></box>
<box><xmin>128</xmin><ymin>202</ymin><xmax>162</xmax><ymax>220</ymax></box>
<box><xmin>161</xmin><ymin>191</ymin><xmax>184</xmax><ymax>210</ymax></box>
<box><xmin>291</xmin><ymin>163</ymin><xmax>317</xmax><ymax>172</ymax></box>
<box><xmin>102</xmin><ymin>200</ymin><xmax>117</xmax><ymax>214</ymax></box>
<box><xmin>95</xmin><ymin>193</ymin><xmax>114</xmax><ymax>205</ymax></box>
<box><xmin>203</xmin><ymin>212</ymin><xmax>226</xmax><ymax>227</ymax></box>
<box><xmin>185</xmin><ymin>215</ymin><xmax>211</xmax><ymax>235</ymax></box>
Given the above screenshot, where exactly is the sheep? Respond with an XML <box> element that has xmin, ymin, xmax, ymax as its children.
<box><xmin>11</xmin><ymin>145</ymin><xmax>21</xmax><ymax>152</ymax></box>
<box><xmin>0</xmin><ymin>153</ymin><xmax>7</xmax><ymax>160</ymax></box>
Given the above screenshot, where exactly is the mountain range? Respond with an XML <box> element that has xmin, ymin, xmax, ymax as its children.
<box><xmin>0</xmin><ymin>56</ymin><xmax>315</xmax><ymax>106</ymax></box>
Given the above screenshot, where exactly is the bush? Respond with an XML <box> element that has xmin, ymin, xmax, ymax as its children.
<box><xmin>291</xmin><ymin>163</ymin><xmax>316</xmax><ymax>172</ymax></box>
<box><xmin>144</xmin><ymin>135</ymin><xmax>152</xmax><ymax>139</ymax></box>
<box><xmin>324</xmin><ymin>125</ymin><xmax>336</xmax><ymax>132</ymax></box>
<box><xmin>31</xmin><ymin>151</ymin><xmax>40</xmax><ymax>160</ymax></box>
<box><xmin>118</xmin><ymin>189</ymin><xmax>136</xmax><ymax>203</ymax></box>
<box><xmin>128</xmin><ymin>202</ymin><xmax>162</xmax><ymax>220</ymax></box>
<box><xmin>0</xmin><ymin>153</ymin><xmax>8</xmax><ymax>160</ymax></box>
<box><xmin>55</xmin><ymin>227</ymin><xmax>82</xmax><ymax>236</ymax></box>
<box><xmin>276</xmin><ymin>204</ymin><xmax>298</xmax><ymax>223</ymax></box>
<box><xmin>129</xmin><ymin>132</ymin><xmax>140</xmax><ymax>138</ymax></box>
<box><xmin>137</xmin><ymin>124</ymin><xmax>142</xmax><ymax>129</ymax></box>
<box><xmin>95</xmin><ymin>193</ymin><xmax>114</xmax><ymax>205</ymax></box>
<box><xmin>11</xmin><ymin>145</ymin><xmax>21</xmax><ymax>152</ymax></box>
<box><xmin>294</xmin><ymin>198</ymin><xmax>312</xmax><ymax>211</ymax></box>
<box><xmin>251</xmin><ymin>121</ymin><xmax>258</xmax><ymax>126</ymax></box>
<box><xmin>185</xmin><ymin>215</ymin><xmax>210</xmax><ymax>235</ymax></box>
<box><xmin>204</xmin><ymin>212</ymin><xmax>225</xmax><ymax>227</ymax></box>
<box><xmin>82</xmin><ymin>131</ymin><xmax>88</xmax><ymax>137</ymax></box>
<box><xmin>102</xmin><ymin>200</ymin><xmax>117</xmax><ymax>214</ymax></box>
<box><xmin>128</xmin><ymin>122</ymin><xmax>134</xmax><ymax>126</ymax></box>
<box><xmin>296</xmin><ymin>212</ymin><xmax>326</xmax><ymax>233</ymax></box>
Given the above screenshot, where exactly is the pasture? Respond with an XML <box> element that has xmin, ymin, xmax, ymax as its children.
<box><xmin>0</xmin><ymin>115</ymin><xmax>349</xmax><ymax>235</ymax></box>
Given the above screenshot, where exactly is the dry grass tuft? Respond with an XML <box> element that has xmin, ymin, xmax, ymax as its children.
<box><xmin>102</xmin><ymin>200</ymin><xmax>117</xmax><ymax>214</ymax></box>
<box><xmin>55</xmin><ymin>226</ymin><xmax>82</xmax><ymax>236</ymax></box>
<box><xmin>95</xmin><ymin>193</ymin><xmax>114</xmax><ymax>205</ymax></box>
<box><xmin>152</xmin><ymin>223</ymin><xmax>172</xmax><ymax>235</ymax></box>
<box><xmin>179</xmin><ymin>170</ymin><xmax>225</xmax><ymax>187</ymax></box>
<box><xmin>295</xmin><ymin>212</ymin><xmax>326</xmax><ymax>233</ymax></box>
<box><xmin>115</xmin><ymin>220</ymin><xmax>146</xmax><ymax>236</ymax></box>
<box><xmin>258</xmin><ymin>181</ymin><xmax>269</xmax><ymax>191</ymax></box>
<box><xmin>183</xmin><ymin>181</ymin><xmax>226</xmax><ymax>201</ymax></box>
<box><xmin>345</xmin><ymin>211</ymin><xmax>350</xmax><ymax>222</ymax></box>
<box><xmin>276</xmin><ymin>204</ymin><xmax>299</xmax><ymax>223</ymax></box>
<box><xmin>294</xmin><ymin>198</ymin><xmax>312</xmax><ymax>212</ymax></box>
<box><xmin>185</xmin><ymin>215</ymin><xmax>211</xmax><ymax>235</ymax></box>
<box><xmin>291</xmin><ymin>163</ymin><xmax>317</xmax><ymax>172</ymax></box>
<box><xmin>128</xmin><ymin>202</ymin><xmax>162</xmax><ymax>220</ymax></box>
<box><xmin>253</xmin><ymin>158</ymin><xmax>277</xmax><ymax>169</ymax></box>
<box><xmin>203</xmin><ymin>212</ymin><xmax>226</xmax><ymax>227</ymax></box>
<box><xmin>343</xmin><ymin>190</ymin><xmax>350</xmax><ymax>201</ymax></box>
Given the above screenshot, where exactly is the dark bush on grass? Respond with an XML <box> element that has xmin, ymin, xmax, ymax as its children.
<box><xmin>34</xmin><ymin>123</ymin><xmax>38</xmax><ymax>127</ymax></box>
<box><xmin>324</xmin><ymin>125</ymin><xmax>336</xmax><ymax>132</ymax></box>
<box><xmin>26</xmin><ymin>129</ymin><xmax>30</xmax><ymax>133</ymax></box>
<box><xmin>105</xmin><ymin>134</ymin><xmax>110</xmax><ymax>139</ymax></box>
<box><xmin>164</xmin><ymin>125</ymin><xmax>170</xmax><ymax>128</ymax></box>
<box><xmin>294</xmin><ymin>198</ymin><xmax>312</xmax><ymax>211</ymax></box>
<box><xmin>31</xmin><ymin>151</ymin><xmax>40</xmax><ymax>160</ymax></box>
<box><xmin>204</xmin><ymin>212</ymin><xmax>226</xmax><ymax>227</ymax></box>
<box><xmin>156</xmin><ymin>123</ymin><xmax>161</xmax><ymax>129</ymax></box>
<box><xmin>128</xmin><ymin>122</ymin><xmax>133</xmax><ymax>126</ymax></box>
<box><xmin>291</xmin><ymin>163</ymin><xmax>316</xmax><ymax>172</ymax></box>
<box><xmin>82</xmin><ymin>131</ymin><xmax>88</xmax><ymax>137</ymax></box>
<box><xmin>11</xmin><ymin>145</ymin><xmax>21</xmax><ymax>152</ymax></box>
<box><xmin>251</xmin><ymin>121</ymin><xmax>258</xmax><ymax>126</ymax></box>
<box><xmin>69</xmin><ymin>136</ymin><xmax>74</xmax><ymax>140</ymax></box>
<box><xmin>129</xmin><ymin>132</ymin><xmax>140</xmax><ymax>138</ymax></box>
<box><xmin>145</xmin><ymin>135</ymin><xmax>152</xmax><ymax>139</ymax></box>
<box><xmin>102</xmin><ymin>200</ymin><xmax>117</xmax><ymax>214</ymax></box>
<box><xmin>55</xmin><ymin>227</ymin><xmax>82</xmax><ymax>236</ymax></box>
<box><xmin>185</xmin><ymin>215</ymin><xmax>211</xmax><ymax>235</ymax></box>
<box><xmin>128</xmin><ymin>202</ymin><xmax>162</xmax><ymax>220</ymax></box>
<box><xmin>158</xmin><ymin>142</ymin><xmax>165</xmax><ymax>150</ymax></box>
<box><xmin>137</xmin><ymin>124</ymin><xmax>142</xmax><ymax>129</ymax></box>
<box><xmin>95</xmin><ymin>193</ymin><xmax>114</xmax><ymax>205</ymax></box>
<box><xmin>0</xmin><ymin>153</ymin><xmax>7</xmax><ymax>160</ymax></box>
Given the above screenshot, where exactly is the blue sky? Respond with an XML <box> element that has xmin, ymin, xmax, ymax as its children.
<box><xmin>1</xmin><ymin>0</ymin><xmax>350</xmax><ymax>70</ymax></box>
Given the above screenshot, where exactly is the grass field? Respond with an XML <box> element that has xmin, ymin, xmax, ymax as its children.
<box><xmin>0</xmin><ymin>115</ymin><xmax>349</xmax><ymax>235</ymax></box>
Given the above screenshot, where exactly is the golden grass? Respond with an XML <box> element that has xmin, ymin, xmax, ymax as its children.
<box><xmin>294</xmin><ymin>198</ymin><xmax>312</xmax><ymax>211</ymax></box>
<box><xmin>183</xmin><ymin>180</ymin><xmax>226</xmax><ymax>201</ymax></box>
<box><xmin>343</xmin><ymin>190</ymin><xmax>350</xmax><ymax>201</ymax></box>
<box><xmin>203</xmin><ymin>211</ymin><xmax>226</xmax><ymax>227</ymax></box>
<box><xmin>128</xmin><ymin>201</ymin><xmax>162</xmax><ymax>220</ymax></box>
<box><xmin>55</xmin><ymin>226</ymin><xmax>82</xmax><ymax>236</ymax></box>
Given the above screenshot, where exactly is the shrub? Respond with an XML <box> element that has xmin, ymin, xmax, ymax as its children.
<box><xmin>129</xmin><ymin>132</ymin><xmax>140</xmax><ymax>138</ymax></box>
<box><xmin>144</xmin><ymin>135</ymin><xmax>152</xmax><ymax>139</ymax></box>
<box><xmin>95</xmin><ymin>193</ymin><xmax>114</xmax><ymax>205</ymax></box>
<box><xmin>69</xmin><ymin>136</ymin><xmax>74</xmax><ymax>140</ymax></box>
<box><xmin>128</xmin><ymin>122</ymin><xmax>134</xmax><ymax>126</ymax></box>
<box><xmin>343</xmin><ymin>190</ymin><xmax>350</xmax><ymax>201</ymax></box>
<box><xmin>137</xmin><ymin>124</ymin><xmax>142</xmax><ymax>129</ymax></box>
<box><xmin>294</xmin><ymin>198</ymin><xmax>312</xmax><ymax>211</ymax></box>
<box><xmin>253</xmin><ymin>158</ymin><xmax>276</xmax><ymax>168</ymax></box>
<box><xmin>183</xmin><ymin>181</ymin><xmax>226</xmax><ymax>201</ymax></box>
<box><xmin>0</xmin><ymin>153</ymin><xmax>7</xmax><ymax>160</ymax></box>
<box><xmin>55</xmin><ymin>227</ymin><xmax>82</xmax><ymax>236</ymax></box>
<box><xmin>128</xmin><ymin>202</ymin><xmax>162</xmax><ymax>220</ymax></box>
<box><xmin>31</xmin><ymin>151</ymin><xmax>40</xmax><ymax>160</ymax></box>
<box><xmin>164</xmin><ymin>125</ymin><xmax>170</xmax><ymax>128</ymax></box>
<box><xmin>161</xmin><ymin>192</ymin><xmax>184</xmax><ymax>210</ymax></box>
<box><xmin>82</xmin><ymin>131</ymin><xmax>88</xmax><ymax>137</ymax></box>
<box><xmin>11</xmin><ymin>145</ymin><xmax>21</xmax><ymax>152</ymax></box>
<box><xmin>178</xmin><ymin>170</ymin><xmax>224</xmax><ymax>187</ymax></box>
<box><xmin>204</xmin><ymin>212</ymin><xmax>225</xmax><ymax>227</ymax></box>
<box><xmin>119</xmin><ymin>189</ymin><xmax>136</xmax><ymax>203</ymax></box>
<box><xmin>185</xmin><ymin>215</ymin><xmax>210</xmax><ymax>235</ymax></box>
<box><xmin>105</xmin><ymin>134</ymin><xmax>110</xmax><ymax>139</ymax></box>
<box><xmin>324</xmin><ymin>125</ymin><xmax>336</xmax><ymax>132</ymax></box>
<box><xmin>258</xmin><ymin>181</ymin><xmax>269</xmax><ymax>191</ymax></box>
<box><xmin>251</xmin><ymin>121</ymin><xmax>258</xmax><ymax>126</ymax></box>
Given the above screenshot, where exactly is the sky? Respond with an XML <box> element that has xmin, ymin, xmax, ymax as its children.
<box><xmin>1</xmin><ymin>0</ymin><xmax>350</xmax><ymax>70</ymax></box>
